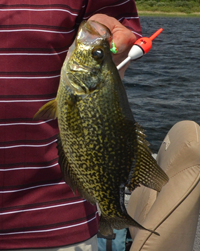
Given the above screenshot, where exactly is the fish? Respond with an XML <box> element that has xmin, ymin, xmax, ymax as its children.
<box><xmin>34</xmin><ymin>20</ymin><xmax>169</xmax><ymax>236</ymax></box>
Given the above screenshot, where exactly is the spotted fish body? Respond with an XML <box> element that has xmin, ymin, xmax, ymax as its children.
<box><xmin>34</xmin><ymin>20</ymin><xmax>169</xmax><ymax>236</ymax></box>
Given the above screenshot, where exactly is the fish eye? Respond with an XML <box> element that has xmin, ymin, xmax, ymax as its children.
<box><xmin>92</xmin><ymin>48</ymin><xmax>104</xmax><ymax>60</ymax></box>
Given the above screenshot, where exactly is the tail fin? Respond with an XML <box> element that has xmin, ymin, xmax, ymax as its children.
<box><xmin>99</xmin><ymin>213</ymin><xmax>159</xmax><ymax>236</ymax></box>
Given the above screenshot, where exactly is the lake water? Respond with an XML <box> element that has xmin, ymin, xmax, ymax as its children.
<box><xmin>124</xmin><ymin>16</ymin><xmax>200</xmax><ymax>153</ymax></box>
<box><xmin>124</xmin><ymin>16</ymin><xmax>200</xmax><ymax>251</ymax></box>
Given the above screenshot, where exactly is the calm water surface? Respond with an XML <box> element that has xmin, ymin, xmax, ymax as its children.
<box><xmin>124</xmin><ymin>16</ymin><xmax>200</xmax><ymax>153</ymax></box>
<box><xmin>123</xmin><ymin>16</ymin><xmax>200</xmax><ymax>251</ymax></box>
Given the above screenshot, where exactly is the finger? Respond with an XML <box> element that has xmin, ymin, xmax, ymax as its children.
<box><xmin>89</xmin><ymin>14</ymin><xmax>136</xmax><ymax>53</ymax></box>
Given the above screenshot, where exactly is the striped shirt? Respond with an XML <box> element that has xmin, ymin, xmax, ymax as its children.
<box><xmin>0</xmin><ymin>0</ymin><xmax>142</xmax><ymax>249</ymax></box>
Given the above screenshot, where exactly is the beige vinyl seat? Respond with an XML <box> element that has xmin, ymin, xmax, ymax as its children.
<box><xmin>127</xmin><ymin>120</ymin><xmax>200</xmax><ymax>251</ymax></box>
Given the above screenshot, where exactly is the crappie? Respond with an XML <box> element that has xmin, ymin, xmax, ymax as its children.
<box><xmin>34</xmin><ymin>20</ymin><xmax>169</xmax><ymax>236</ymax></box>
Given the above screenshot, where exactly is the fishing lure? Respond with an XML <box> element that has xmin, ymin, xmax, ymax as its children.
<box><xmin>110</xmin><ymin>39</ymin><xmax>118</xmax><ymax>54</ymax></box>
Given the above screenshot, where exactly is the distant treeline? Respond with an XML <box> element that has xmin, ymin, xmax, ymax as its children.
<box><xmin>135</xmin><ymin>0</ymin><xmax>200</xmax><ymax>13</ymax></box>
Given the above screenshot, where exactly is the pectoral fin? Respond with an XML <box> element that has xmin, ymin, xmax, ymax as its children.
<box><xmin>33</xmin><ymin>99</ymin><xmax>58</xmax><ymax>120</ymax></box>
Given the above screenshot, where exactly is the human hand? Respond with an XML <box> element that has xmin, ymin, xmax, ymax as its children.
<box><xmin>89</xmin><ymin>14</ymin><xmax>137</xmax><ymax>78</ymax></box>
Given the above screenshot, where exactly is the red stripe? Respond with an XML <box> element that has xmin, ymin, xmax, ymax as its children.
<box><xmin>0</xmin><ymin>0</ymin><xmax>141</xmax><ymax>248</ymax></box>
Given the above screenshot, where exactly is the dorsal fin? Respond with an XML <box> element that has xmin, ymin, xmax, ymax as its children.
<box><xmin>127</xmin><ymin>123</ymin><xmax>169</xmax><ymax>192</ymax></box>
<box><xmin>33</xmin><ymin>99</ymin><xmax>58</xmax><ymax>120</ymax></box>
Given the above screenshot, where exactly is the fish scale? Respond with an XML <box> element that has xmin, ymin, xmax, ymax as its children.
<box><xmin>34</xmin><ymin>20</ymin><xmax>169</xmax><ymax>236</ymax></box>
<box><xmin>57</xmin><ymin>81</ymin><xmax>136</xmax><ymax>220</ymax></box>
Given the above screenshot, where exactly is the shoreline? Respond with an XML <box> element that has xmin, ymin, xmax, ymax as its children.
<box><xmin>138</xmin><ymin>10</ymin><xmax>200</xmax><ymax>17</ymax></box>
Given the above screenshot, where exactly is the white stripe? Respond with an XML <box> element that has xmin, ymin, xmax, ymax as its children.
<box><xmin>0</xmin><ymin>8</ymin><xmax>78</xmax><ymax>16</ymax></box>
<box><xmin>0</xmin><ymin>28</ymin><xmax>75</xmax><ymax>34</ymax></box>
<box><xmin>0</xmin><ymin>74</ymin><xmax>60</xmax><ymax>79</ymax></box>
<box><xmin>0</xmin><ymin>181</ymin><xmax>65</xmax><ymax>194</ymax></box>
<box><xmin>117</xmin><ymin>16</ymin><xmax>142</xmax><ymax>38</ymax></box>
<box><xmin>118</xmin><ymin>16</ymin><xmax>139</xmax><ymax>22</ymax></box>
<box><xmin>0</xmin><ymin>199</ymin><xmax>86</xmax><ymax>215</ymax></box>
<box><xmin>0</xmin><ymin>213</ymin><xmax>98</xmax><ymax>236</ymax></box>
<box><xmin>0</xmin><ymin>49</ymin><xmax>68</xmax><ymax>56</ymax></box>
<box><xmin>0</xmin><ymin>162</ymin><xmax>58</xmax><ymax>172</ymax></box>
<box><xmin>0</xmin><ymin>139</ymin><xmax>57</xmax><ymax>150</ymax></box>
<box><xmin>83</xmin><ymin>0</ymin><xmax>131</xmax><ymax>19</ymax></box>
<box><xmin>0</xmin><ymin>98</ymin><xmax>54</xmax><ymax>103</ymax></box>
<box><xmin>133</xmin><ymin>31</ymin><xmax>143</xmax><ymax>38</ymax></box>
<box><xmin>0</xmin><ymin>119</ymin><xmax>53</xmax><ymax>126</ymax></box>
<box><xmin>132</xmin><ymin>31</ymin><xmax>142</xmax><ymax>37</ymax></box>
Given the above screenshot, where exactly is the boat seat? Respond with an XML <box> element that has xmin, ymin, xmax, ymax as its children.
<box><xmin>127</xmin><ymin>120</ymin><xmax>200</xmax><ymax>251</ymax></box>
